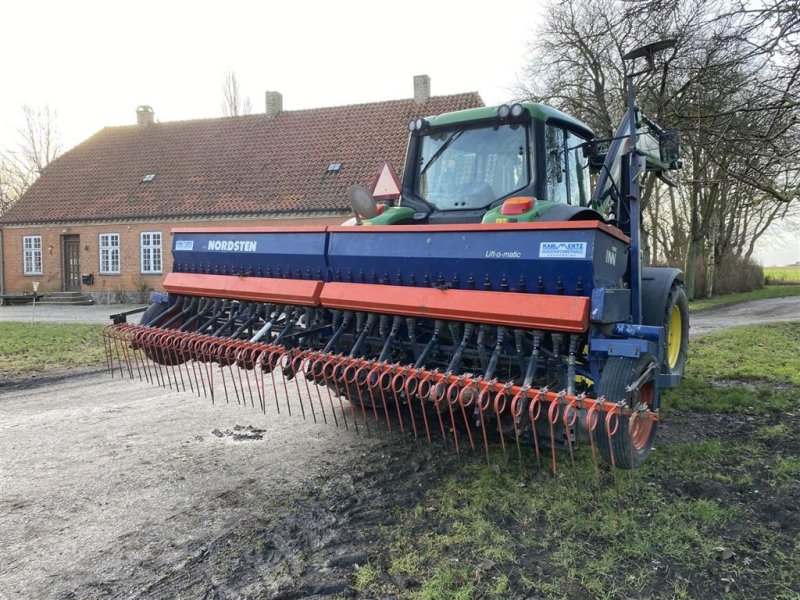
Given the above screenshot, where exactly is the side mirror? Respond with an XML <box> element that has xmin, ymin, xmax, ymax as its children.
<box><xmin>585</xmin><ymin>139</ymin><xmax>609</xmax><ymax>170</ymax></box>
<box><xmin>347</xmin><ymin>185</ymin><xmax>379</xmax><ymax>225</ymax></box>
<box><xmin>659</xmin><ymin>130</ymin><xmax>681</xmax><ymax>169</ymax></box>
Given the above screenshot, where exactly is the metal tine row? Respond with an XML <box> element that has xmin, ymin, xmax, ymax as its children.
<box><xmin>103</xmin><ymin>322</ymin><xmax>644</xmax><ymax>484</ymax></box>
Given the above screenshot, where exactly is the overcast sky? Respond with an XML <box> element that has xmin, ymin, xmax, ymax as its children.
<box><xmin>2</xmin><ymin>0</ymin><xmax>796</xmax><ymax>265</ymax></box>
<box><xmin>1</xmin><ymin>0</ymin><xmax>543</xmax><ymax>148</ymax></box>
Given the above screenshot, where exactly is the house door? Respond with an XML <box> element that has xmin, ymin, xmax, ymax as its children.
<box><xmin>63</xmin><ymin>235</ymin><xmax>81</xmax><ymax>291</ymax></box>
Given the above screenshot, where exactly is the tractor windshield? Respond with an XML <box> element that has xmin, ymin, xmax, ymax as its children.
<box><xmin>414</xmin><ymin>123</ymin><xmax>529</xmax><ymax>210</ymax></box>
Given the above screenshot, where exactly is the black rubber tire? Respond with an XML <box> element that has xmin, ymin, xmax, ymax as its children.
<box><xmin>141</xmin><ymin>301</ymin><xmax>170</xmax><ymax>327</ymax></box>
<box><xmin>595</xmin><ymin>356</ymin><xmax>660</xmax><ymax>469</ymax></box>
<box><xmin>662</xmin><ymin>283</ymin><xmax>689</xmax><ymax>381</ymax></box>
<box><xmin>140</xmin><ymin>302</ymin><xmax>186</xmax><ymax>366</ymax></box>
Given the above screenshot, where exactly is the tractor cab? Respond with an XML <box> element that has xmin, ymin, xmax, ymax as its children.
<box><xmin>357</xmin><ymin>103</ymin><xmax>601</xmax><ymax>226</ymax></box>
<box><xmin>354</xmin><ymin>102</ymin><xmax>681</xmax><ymax>228</ymax></box>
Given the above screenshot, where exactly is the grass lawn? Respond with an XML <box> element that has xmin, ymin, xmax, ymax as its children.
<box><xmin>0</xmin><ymin>322</ymin><xmax>107</xmax><ymax>375</ymax></box>
<box><xmin>355</xmin><ymin>322</ymin><xmax>800</xmax><ymax>599</ymax></box>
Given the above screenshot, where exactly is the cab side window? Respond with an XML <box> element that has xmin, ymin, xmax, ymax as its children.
<box><xmin>545</xmin><ymin>125</ymin><xmax>568</xmax><ymax>204</ymax></box>
<box><xmin>567</xmin><ymin>132</ymin><xmax>591</xmax><ymax>207</ymax></box>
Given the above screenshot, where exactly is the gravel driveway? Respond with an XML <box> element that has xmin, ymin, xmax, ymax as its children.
<box><xmin>0</xmin><ymin>371</ymin><xmax>418</xmax><ymax>599</ymax></box>
<box><xmin>0</xmin><ymin>303</ymin><xmax>146</xmax><ymax>324</ymax></box>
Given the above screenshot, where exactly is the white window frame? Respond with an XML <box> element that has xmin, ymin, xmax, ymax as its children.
<box><xmin>99</xmin><ymin>233</ymin><xmax>120</xmax><ymax>274</ymax></box>
<box><xmin>140</xmin><ymin>231</ymin><xmax>163</xmax><ymax>274</ymax></box>
<box><xmin>22</xmin><ymin>235</ymin><xmax>43</xmax><ymax>275</ymax></box>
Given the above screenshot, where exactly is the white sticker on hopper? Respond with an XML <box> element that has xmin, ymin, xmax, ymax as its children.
<box><xmin>539</xmin><ymin>241</ymin><xmax>587</xmax><ymax>259</ymax></box>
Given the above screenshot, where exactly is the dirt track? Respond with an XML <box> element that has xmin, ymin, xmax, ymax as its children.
<box><xmin>0</xmin><ymin>371</ymin><xmax>448</xmax><ymax>599</ymax></box>
<box><xmin>689</xmin><ymin>295</ymin><xmax>800</xmax><ymax>335</ymax></box>
<box><xmin>0</xmin><ymin>297</ymin><xmax>798</xmax><ymax>599</ymax></box>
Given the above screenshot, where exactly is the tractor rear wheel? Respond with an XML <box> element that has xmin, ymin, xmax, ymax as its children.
<box><xmin>663</xmin><ymin>283</ymin><xmax>689</xmax><ymax>380</ymax></box>
<box><xmin>596</xmin><ymin>356</ymin><xmax>659</xmax><ymax>469</ymax></box>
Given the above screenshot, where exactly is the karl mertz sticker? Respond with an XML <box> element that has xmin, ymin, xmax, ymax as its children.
<box><xmin>539</xmin><ymin>241</ymin><xmax>587</xmax><ymax>259</ymax></box>
<box><xmin>175</xmin><ymin>240</ymin><xmax>194</xmax><ymax>251</ymax></box>
<box><xmin>206</xmin><ymin>240</ymin><xmax>258</xmax><ymax>252</ymax></box>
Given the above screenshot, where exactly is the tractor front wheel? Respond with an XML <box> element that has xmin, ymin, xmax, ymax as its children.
<box><xmin>596</xmin><ymin>356</ymin><xmax>659</xmax><ymax>469</ymax></box>
<box><xmin>663</xmin><ymin>283</ymin><xmax>689</xmax><ymax>380</ymax></box>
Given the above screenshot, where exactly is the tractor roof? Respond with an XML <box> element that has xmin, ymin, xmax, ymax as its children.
<box><xmin>425</xmin><ymin>103</ymin><xmax>595</xmax><ymax>139</ymax></box>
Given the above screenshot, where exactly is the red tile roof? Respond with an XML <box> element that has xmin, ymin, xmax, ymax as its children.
<box><xmin>1</xmin><ymin>93</ymin><xmax>483</xmax><ymax>225</ymax></box>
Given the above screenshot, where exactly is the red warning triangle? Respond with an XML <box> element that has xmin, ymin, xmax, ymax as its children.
<box><xmin>370</xmin><ymin>162</ymin><xmax>402</xmax><ymax>201</ymax></box>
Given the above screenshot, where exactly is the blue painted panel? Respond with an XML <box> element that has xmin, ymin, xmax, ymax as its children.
<box><xmin>327</xmin><ymin>228</ymin><xmax>628</xmax><ymax>295</ymax></box>
<box><xmin>171</xmin><ymin>230</ymin><xmax>328</xmax><ymax>279</ymax></box>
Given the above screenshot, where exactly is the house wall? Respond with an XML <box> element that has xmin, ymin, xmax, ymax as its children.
<box><xmin>1</xmin><ymin>215</ymin><xmax>345</xmax><ymax>303</ymax></box>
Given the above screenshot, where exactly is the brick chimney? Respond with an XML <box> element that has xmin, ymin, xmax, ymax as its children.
<box><xmin>136</xmin><ymin>105</ymin><xmax>155</xmax><ymax>126</ymax></box>
<box><xmin>413</xmin><ymin>75</ymin><xmax>431</xmax><ymax>104</ymax></box>
<box><xmin>265</xmin><ymin>91</ymin><xmax>283</xmax><ymax>118</ymax></box>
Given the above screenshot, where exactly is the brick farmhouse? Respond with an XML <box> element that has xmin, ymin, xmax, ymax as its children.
<box><xmin>0</xmin><ymin>77</ymin><xmax>482</xmax><ymax>302</ymax></box>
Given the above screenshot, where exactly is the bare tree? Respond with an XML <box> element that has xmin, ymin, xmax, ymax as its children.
<box><xmin>520</xmin><ymin>0</ymin><xmax>799</xmax><ymax>297</ymax></box>
<box><xmin>0</xmin><ymin>104</ymin><xmax>62</xmax><ymax>215</ymax></box>
<box><xmin>221</xmin><ymin>70</ymin><xmax>252</xmax><ymax>117</ymax></box>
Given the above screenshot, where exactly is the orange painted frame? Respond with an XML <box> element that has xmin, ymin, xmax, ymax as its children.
<box><xmin>163</xmin><ymin>273</ymin><xmax>323</xmax><ymax>306</ymax></box>
<box><xmin>319</xmin><ymin>282</ymin><xmax>589</xmax><ymax>332</ymax></box>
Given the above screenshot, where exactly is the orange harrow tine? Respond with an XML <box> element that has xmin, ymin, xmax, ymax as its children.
<box><xmin>120</xmin><ymin>327</ymin><xmax>142</xmax><ymax>381</ymax></box>
<box><xmin>224</xmin><ymin>342</ymin><xmax>243</xmax><ymax>405</ymax></box>
<box><xmin>254</xmin><ymin>350</ymin><xmax>268</xmax><ymax>414</ymax></box>
<box><xmin>354</xmin><ymin>365</ymin><xmax>377</xmax><ymax>431</ymax></box>
<box><xmin>605</xmin><ymin>404</ymin><xmax>621</xmax><ymax>498</ymax></box>
<box><xmin>369</xmin><ymin>365</ymin><xmax>392</xmax><ymax>432</ymax></box>
<box><xmin>156</xmin><ymin>332</ymin><xmax>176</xmax><ymax>390</ymax></box>
<box><xmin>344</xmin><ymin>364</ymin><xmax>369</xmax><ymax>435</ymax></box>
<box><xmin>431</xmin><ymin>381</ymin><xmax>450</xmax><ymax>450</ymax></box>
<box><xmin>139</xmin><ymin>329</ymin><xmax>157</xmax><ymax>385</ymax></box>
<box><xmin>477</xmin><ymin>386</ymin><xmax>493</xmax><ymax>464</ymax></box>
<box><xmin>102</xmin><ymin>325</ymin><xmax>114</xmax><ymax>375</ymax></box>
<box><xmin>156</xmin><ymin>332</ymin><xmax>174</xmax><ymax>389</ymax></box>
<box><xmin>247</xmin><ymin>347</ymin><xmax>265</xmax><ymax>412</ymax></box>
<box><xmin>132</xmin><ymin>329</ymin><xmax>149</xmax><ymax>385</ymax></box>
<box><xmin>110</xmin><ymin>327</ymin><xmax>126</xmax><ymax>379</ymax></box>
<box><xmin>446</xmin><ymin>381</ymin><xmax>464</xmax><ymax>455</ymax></box>
<box><xmin>388</xmin><ymin>371</ymin><xmax>408</xmax><ymax>438</ymax></box>
<box><xmin>201</xmin><ymin>340</ymin><xmax>216</xmax><ymax>404</ymax></box>
<box><xmin>178</xmin><ymin>334</ymin><xmax>195</xmax><ymax>394</ymax></box>
<box><xmin>168</xmin><ymin>335</ymin><xmax>187</xmax><ymax>392</ymax></box>
<box><xmin>562</xmin><ymin>395</ymin><xmax>579</xmax><ymax>480</ymax></box>
<box><xmin>494</xmin><ymin>389</ymin><xmax>509</xmax><ymax>458</ymax></box>
<box><xmin>360</xmin><ymin>365</ymin><xmax>380</xmax><ymax>423</ymax></box>
<box><xmin>173</xmin><ymin>334</ymin><xmax>192</xmax><ymax>393</ymax></box>
<box><xmin>322</xmin><ymin>357</ymin><xmax>346</xmax><ymax>429</ymax></box>
<box><xmin>400</xmin><ymin>367</ymin><xmax>424</xmax><ymax>444</ymax></box>
<box><xmin>300</xmin><ymin>355</ymin><xmax>318</xmax><ymax>423</ymax></box>
<box><xmin>547</xmin><ymin>397</ymin><xmax>561</xmax><ymax>474</ymax></box>
<box><xmin>511</xmin><ymin>391</ymin><xmax>526</xmax><ymax>465</ymax></box>
<box><xmin>414</xmin><ymin>373</ymin><xmax>434</xmax><ymax>445</ymax></box>
<box><xmin>307</xmin><ymin>357</ymin><xmax>328</xmax><ymax>425</ymax></box>
<box><xmin>214</xmin><ymin>343</ymin><xmax>232</xmax><ymax>403</ymax></box>
<box><xmin>106</xmin><ymin>326</ymin><xmax>123</xmax><ymax>378</ymax></box>
<box><xmin>189</xmin><ymin>338</ymin><xmax>208</xmax><ymax>398</ymax></box>
<box><xmin>289</xmin><ymin>354</ymin><xmax>308</xmax><ymax>421</ymax></box>
<box><xmin>628</xmin><ymin>411</ymin><xmax>640</xmax><ymax>494</ymax></box>
<box><xmin>233</xmin><ymin>342</ymin><xmax>251</xmax><ymax>408</ymax></box>
<box><xmin>338</xmin><ymin>360</ymin><xmax>360</xmax><ymax>435</ymax></box>
<box><xmin>585</xmin><ymin>401</ymin><xmax>601</xmax><ymax>484</ymax></box>
<box><xmin>113</xmin><ymin>328</ymin><xmax>130</xmax><ymax>380</ymax></box>
<box><xmin>456</xmin><ymin>383</ymin><xmax>476</xmax><ymax>452</ymax></box>
<box><xmin>150</xmin><ymin>331</ymin><xmax>168</xmax><ymax>388</ymax></box>
<box><xmin>266</xmin><ymin>350</ymin><xmax>282</xmax><ymax>413</ymax></box>
<box><xmin>278</xmin><ymin>352</ymin><xmax>293</xmax><ymax>416</ymax></box>
<box><xmin>529</xmin><ymin>391</ymin><xmax>543</xmax><ymax>473</ymax></box>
